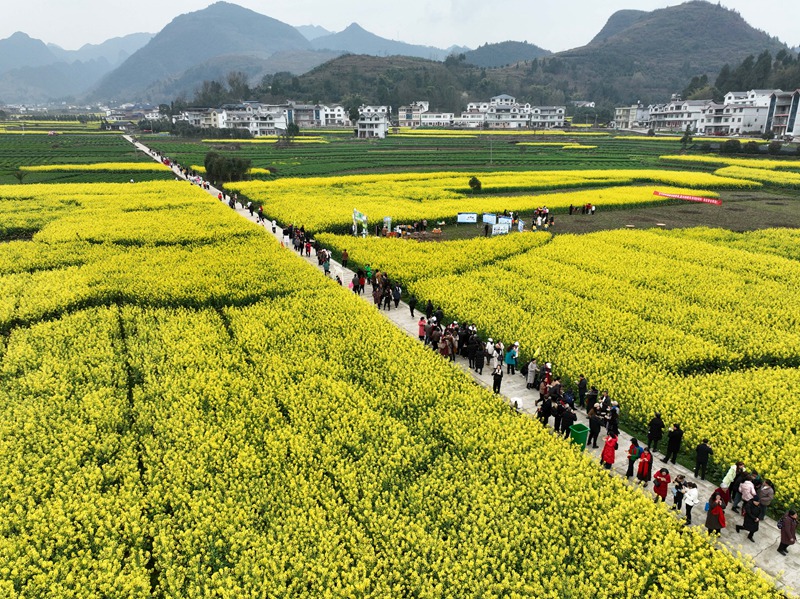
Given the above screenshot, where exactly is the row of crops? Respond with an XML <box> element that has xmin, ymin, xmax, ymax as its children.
<box><xmin>317</xmin><ymin>228</ymin><xmax>800</xmax><ymax>514</ymax></box>
<box><xmin>0</xmin><ymin>179</ymin><xmax>783</xmax><ymax>597</ymax></box>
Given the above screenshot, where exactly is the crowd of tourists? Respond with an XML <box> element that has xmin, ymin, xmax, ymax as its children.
<box><xmin>162</xmin><ymin>165</ymin><xmax>795</xmax><ymax>558</ymax></box>
<box><xmin>307</xmin><ymin>253</ymin><xmax>798</xmax><ymax>554</ymax></box>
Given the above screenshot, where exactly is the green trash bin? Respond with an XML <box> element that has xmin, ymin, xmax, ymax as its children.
<box><xmin>569</xmin><ymin>423</ymin><xmax>590</xmax><ymax>451</ymax></box>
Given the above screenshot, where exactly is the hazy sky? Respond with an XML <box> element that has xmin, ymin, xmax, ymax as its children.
<box><xmin>3</xmin><ymin>0</ymin><xmax>798</xmax><ymax>52</ymax></box>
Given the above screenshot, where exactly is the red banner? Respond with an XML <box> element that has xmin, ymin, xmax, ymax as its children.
<box><xmin>653</xmin><ymin>190</ymin><xmax>722</xmax><ymax>206</ymax></box>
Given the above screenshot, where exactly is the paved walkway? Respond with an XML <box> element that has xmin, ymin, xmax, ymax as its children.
<box><xmin>126</xmin><ymin>136</ymin><xmax>798</xmax><ymax>595</ymax></box>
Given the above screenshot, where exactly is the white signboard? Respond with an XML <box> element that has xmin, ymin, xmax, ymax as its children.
<box><xmin>457</xmin><ymin>212</ymin><xmax>478</xmax><ymax>224</ymax></box>
<box><xmin>498</xmin><ymin>216</ymin><xmax>513</xmax><ymax>226</ymax></box>
<box><xmin>482</xmin><ymin>213</ymin><xmax>497</xmax><ymax>225</ymax></box>
<box><xmin>492</xmin><ymin>223</ymin><xmax>510</xmax><ymax>236</ymax></box>
<box><xmin>518</xmin><ymin>220</ymin><xmax>525</xmax><ymax>232</ymax></box>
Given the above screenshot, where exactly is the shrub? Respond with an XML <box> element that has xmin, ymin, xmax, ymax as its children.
<box><xmin>720</xmin><ymin>139</ymin><xmax>742</xmax><ymax>154</ymax></box>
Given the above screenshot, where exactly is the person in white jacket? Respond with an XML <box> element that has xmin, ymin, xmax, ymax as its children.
<box><xmin>683</xmin><ymin>482</ymin><xmax>700</xmax><ymax>525</ymax></box>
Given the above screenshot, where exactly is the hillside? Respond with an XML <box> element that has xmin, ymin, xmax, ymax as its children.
<box><xmin>463</xmin><ymin>41</ymin><xmax>551</xmax><ymax>68</ymax></box>
<box><xmin>545</xmin><ymin>0</ymin><xmax>789</xmax><ymax>103</ymax></box>
<box><xmin>286</xmin><ymin>54</ymin><xmax>472</xmax><ymax>111</ymax></box>
<box><xmin>145</xmin><ymin>50</ymin><xmax>340</xmax><ymax>102</ymax></box>
<box><xmin>589</xmin><ymin>10</ymin><xmax>647</xmax><ymax>45</ymax></box>
<box><xmin>0</xmin><ymin>32</ymin><xmax>59</xmax><ymax>73</ymax></box>
<box><xmin>47</xmin><ymin>33</ymin><xmax>154</xmax><ymax>67</ymax></box>
<box><xmin>311</xmin><ymin>23</ymin><xmax>451</xmax><ymax>60</ymax></box>
<box><xmin>279</xmin><ymin>2</ymin><xmax>790</xmax><ymax>112</ymax></box>
<box><xmin>92</xmin><ymin>2</ymin><xmax>311</xmax><ymax>100</ymax></box>
<box><xmin>0</xmin><ymin>60</ymin><xmax>115</xmax><ymax>103</ymax></box>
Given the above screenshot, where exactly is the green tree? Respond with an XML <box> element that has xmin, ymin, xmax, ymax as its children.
<box><xmin>680</xmin><ymin>125</ymin><xmax>693</xmax><ymax>151</ymax></box>
<box><xmin>226</xmin><ymin>71</ymin><xmax>251</xmax><ymax>101</ymax></box>
<box><xmin>11</xmin><ymin>169</ymin><xmax>28</xmax><ymax>184</ymax></box>
<box><xmin>204</xmin><ymin>152</ymin><xmax>252</xmax><ymax>183</ymax></box>
<box><xmin>720</xmin><ymin>139</ymin><xmax>742</xmax><ymax>154</ymax></box>
<box><xmin>468</xmin><ymin>176</ymin><xmax>482</xmax><ymax>193</ymax></box>
<box><xmin>279</xmin><ymin>122</ymin><xmax>300</xmax><ymax>145</ymax></box>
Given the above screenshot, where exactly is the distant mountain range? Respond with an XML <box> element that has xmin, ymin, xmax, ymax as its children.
<box><xmin>0</xmin><ymin>0</ymin><xmax>794</xmax><ymax>106</ymax></box>
<box><xmin>0</xmin><ymin>31</ymin><xmax>153</xmax><ymax>102</ymax></box>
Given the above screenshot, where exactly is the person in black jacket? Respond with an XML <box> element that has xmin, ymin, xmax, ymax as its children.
<box><xmin>736</xmin><ymin>498</ymin><xmax>761</xmax><ymax>542</ymax></box>
<box><xmin>694</xmin><ymin>439</ymin><xmax>713</xmax><ymax>480</ymax></box>
<box><xmin>560</xmin><ymin>408</ymin><xmax>576</xmax><ymax>438</ymax></box>
<box><xmin>577</xmin><ymin>375</ymin><xmax>588</xmax><ymax>408</ymax></box>
<box><xmin>425</xmin><ymin>300</ymin><xmax>434</xmax><ymax>319</ymax></box>
<box><xmin>648</xmin><ymin>412</ymin><xmax>665</xmax><ymax>453</ymax></box>
<box><xmin>587</xmin><ymin>404</ymin><xmax>603</xmax><ymax>448</ymax></box>
<box><xmin>663</xmin><ymin>423</ymin><xmax>683</xmax><ymax>464</ymax></box>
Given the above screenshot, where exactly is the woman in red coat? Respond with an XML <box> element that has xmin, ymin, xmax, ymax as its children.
<box><xmin>637</xmin><ymin>447</ymin><xmax>653</xmax><ymax>487</ymax></box>
<box><xmin>653</xmin><ymin>468</ymin><xmax>671</xmax><ymax>503</ymax></box>
<box><xmin>600</xmin><ymin>433</ymin><xmax>618</xmax><ymax>470</ymax></box>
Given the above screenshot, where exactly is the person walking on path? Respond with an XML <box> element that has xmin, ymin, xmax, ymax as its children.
<box><xmin>560</xmin><ymin>408</ymin><xmax>576</xmax><ymax>439</ymax></box>
<box><xmin>735</xmin><ymin>497</ymin><xmax>761</xmax><ymax>542</ymax></box>
<box><xmin>341</xmin><ymin>249</ymin><xmax>349</xmax><ymax>269</ymax></box>
<box><xmin>526</xmin><ymin>358</ymin><xmax>538</xmax><ymax>389</ymax></box>
<box><xmin>577</xmin><ymin>375</ymin><xmax>588</xmax><ymax>408</ymax></box>
<box><xmin>653</xmin><ymin>468</ymin><xmax>671</xmax><ymax>503</ymax></box>
<box><xmin>672</xmin><ymin>474</ymin><xmax>686</xmax><ymax>511</ymax></box>
<box><xmin>647</xmin><ymin>412</ymin><xmax>665</xmax><ymax>453</ymax></box>
<box><xmin>492</xmin><ymin>364</ymin><xmax>503</xmax><ymax>394</ymax></box>
<box><xmin>637</xmin><ymin>447</ymin><xmax>654</xmax><ymax>487</ymax></box>
<box><xmin>408</xmin><ymin>294</ymin><xmax>418</xmax><ymax>318</ymax></box>
<box><xmin>694</xmin><ymin>439</ymin><xmax>713</xmax><ymax>480</ymax></box>
<box><xmin>417</xmin><ymin>317</ymin><xmax>426</xmax><ymax>342</ymax></box>
<box><xmin>474</xmin><ymin>342</ymin><xmax>485</xmax><ymax>375</ymax></box>
<box><xmin>504</xmin><ymin>344</ymin><xmax>518</xmax><ymax>375</ymax></box>
<box><xmin>777</xmin><ymin>510</ymin><xmax>798</xmax><ymax>555</ymax></box>
<box><xmin>600</xmin><ymin>433</ymin><xmax>618</xmax><ymax>470</ymax></box>
<box><xmin>720</xmin><ymin>461</ymin><xmax>745</xmax><ymax>505</ymax></box>
<box><xmin>392</xmin><ymin>284</ymin><xmax>402</xmax><ymax>309</ymax></box>
<box><xmin>758</xmin><ymin>479</ymin><xmax>775</xmax><ymax>520</ymax></box>
<box><xmin>663</xmin><ymin>423</ymin><xmax>683</xmax><ymax>464</ymax></box>
<box><xmin>731</xmin><ymin>474</ymin><xmax>757</xmax><ymax>512</ymax></box>
<box><xmin>625</xmin><ymin>438</ymin><xmax>642</xmax><ymax>478</ymax></box>
<box><xmin>425</xmin><ymin>300</ymin><xmax>434</xmax><ymax>320</ymax></box>
<box><xmin>587</xmin><ymin>404</ymin><xmax>602</xmax><ymax>449</ymax></box>
<box><xmin>683</xmin><ymin>482</ymin><xmax>699</xmax><ymax>525</ymax></box>
<box><xmin>705</xmin><ymin>496</ymin><xmax>727</xmax><ymax>535</ymax></box>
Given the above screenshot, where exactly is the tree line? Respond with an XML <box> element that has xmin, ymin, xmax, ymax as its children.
<box><xmin>682</xmin><ymin>50</ymin><xmax>800</xmax><ymax>102</ymax></box>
